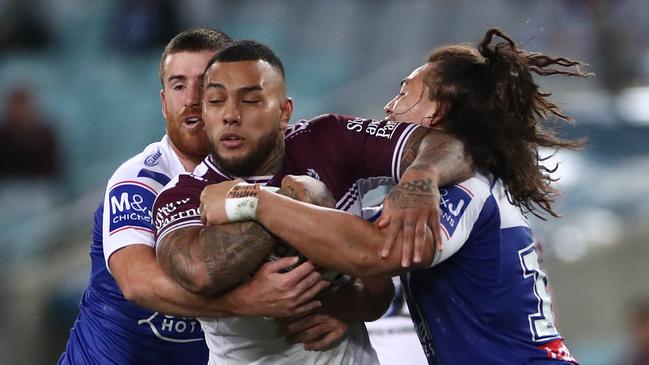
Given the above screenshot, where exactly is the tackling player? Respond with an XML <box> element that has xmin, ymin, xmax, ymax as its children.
<box><xmin>152</xmin><ymin>40</ymin><xmax>472</xmax><ymax>364</ymax></box>
<box><xmin>58</xmin><ymin>29</ymin><xmax>330</xmax><ymax>365</ymax></box>
<box><xmin>203</xmin><ymin>29</ymin><xmax>587</xmax><ymax>364</ymax></box>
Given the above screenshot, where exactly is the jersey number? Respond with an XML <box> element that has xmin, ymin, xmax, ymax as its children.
<box><xmin>518</xmin><ymin>243</ymin><xmax>560</xmax><ymax>341</ymax></box>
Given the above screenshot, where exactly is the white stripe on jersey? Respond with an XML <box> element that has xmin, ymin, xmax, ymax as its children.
<box><xmin>391</xmin><ymin>123</ymin><xmax>419</xmax><ymax>184</ymax></box>
<box><xmin>156</xmin><ymin>220</ymin><xmax>203</xmax><ymax>255</ymax></box>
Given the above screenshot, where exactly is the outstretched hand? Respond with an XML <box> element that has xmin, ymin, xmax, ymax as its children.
<box><xmin>376</xmin><ymin>167</ymin><xmax>442</xmax><ymax>267</ymax></box>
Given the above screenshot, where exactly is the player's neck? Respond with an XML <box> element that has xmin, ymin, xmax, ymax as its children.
<box><xmin>177</xmin><ymin>153</ymin><xmax>200</xmax><ymax>173</ymax></box>
<box><xmin>254</xmin><ymin>142</ymin><xmax>284</xmax><ymax>176</ymax></box>
<box><xmin>168</xmin><ymin>140</ymin><xmax>201</xmax><ymax>172</ymax></box>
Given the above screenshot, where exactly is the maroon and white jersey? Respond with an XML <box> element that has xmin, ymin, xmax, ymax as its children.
<box><xmin>153</xmin><ymin>157</ymin><xmax>272</xmax><ymax>246</ymax></box>
<box><xmin>152</xmin><ymin>113</ymin><xmax>420</xmax><ymax>364</ymax></box>
<box><xmin>153</xmin><ymin>156</ymin><xmax>379</xmax><ymax>364</ymax></box>
<box><xmin>268</xmin><ymin>113</ymin><xmax>421</xmax><ymax>215</ymax></box>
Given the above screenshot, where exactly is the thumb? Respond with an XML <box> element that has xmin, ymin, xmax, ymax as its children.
<box><xmin>376</xmin><ymin>215</ymin><xmax>391</xmax><ymax>228</ymax></box>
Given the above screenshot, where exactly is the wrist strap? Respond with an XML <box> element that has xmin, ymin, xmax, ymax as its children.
<box><xmin>224</xmin><ymin>183</ymin><xmax>278</xmax><ymax>222</ymax></box>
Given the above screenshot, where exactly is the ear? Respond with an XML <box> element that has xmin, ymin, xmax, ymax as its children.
<box><xmin>279</xmin><ymin>97</ymin><xmax>293</xmax><ymax>130</ymax></box>
<box><xmin>160</xmin><ymin>89</ymin><xmax>168</xmax><ymax>120</ymax></box>
<box><xmin>429</xmin><ymin>100</ymin><xmax>449</xmax><ymax>126</ymax></box>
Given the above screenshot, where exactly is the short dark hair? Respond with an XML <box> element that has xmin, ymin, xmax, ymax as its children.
<box><xmin>205</xmin><ymin>40</ymin><xmax>285</xmax><ymax>80</ymax></box>
<box><xmin>159</xmin><ymin>28</ymin><xmax>232</xmax><ymax>84</ymax></box>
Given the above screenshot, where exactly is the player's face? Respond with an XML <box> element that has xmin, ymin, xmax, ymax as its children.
<box><xmin>384</xmin><ymin>63</ymin><xmax>439</xmax><ymax>126</ymax></box>
<box><xmin>202</xmin><ymin>60</ymin><xmax>292</xmax><ymax>176</ymax></box>
<box><xmin>160</xmin><ymin>50</ymin><xmax>215</xmax><ymax>164</ymax></box>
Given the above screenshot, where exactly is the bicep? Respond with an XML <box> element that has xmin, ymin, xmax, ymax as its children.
<box><xmin>399</xmin><ymin>128</ymin><xmax>473</xmax><ymax>184</ymax></box>
<box><xmin>109</xmin><ymin>244</ymin><xmax>160</xmax><ymax>300</ymax></box>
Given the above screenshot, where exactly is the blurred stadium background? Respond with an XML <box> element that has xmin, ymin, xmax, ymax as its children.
<box><xmin>1</xmin><ymin>0</ymin><xmax>648</xmax><ymax>364</ymax></box>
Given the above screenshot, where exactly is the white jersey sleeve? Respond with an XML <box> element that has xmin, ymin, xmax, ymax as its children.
<box><xmin>102</xmin><ymin>136</ymin><xmax>185</xmax><ymax>273</ymax></box>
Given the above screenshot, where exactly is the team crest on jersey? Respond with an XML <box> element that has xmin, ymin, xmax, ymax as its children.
<box><xmin>439</xmin><ymin>185</ymin><xmax>472</xmax><ymax>238</ymax></box>
<box><xmin>144</xmin><ymin>150</ymin><xmax>162</xmax><ymax>167</ymax></box>
<box><xmin>306</xmin><ymin>168</ymin><xmax>320</xmax><ymax>180</ymax></box>
<box><xmin>108</xmin><ymin>182</ymin><xmax>156</xmax><ymax>234</ymax></box>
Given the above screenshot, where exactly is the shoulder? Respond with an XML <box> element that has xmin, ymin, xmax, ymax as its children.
<box><xmin>439</xmin><ymin>173</ymin><xmax>496</xmax><ymax>235</ymax></box>
<box><xmin>287</xmin><ymin>113</ymin><xmax>417</xmax><ymax>141</ymax></box>
<box><xmin>285</xmin><ymin>114</ymin><xmax>358</xmax><ymax>137</ymax></box>
<box><xmin>443</xmin><ymin>173</ymin><xmax>528</xmax><ymax>230</ymax></box>
<box><xmin>490</xmin><ymin>180</ymin><xmax>529</xmax><ymax>229</ymax></box>
<box><xmin>157</xmin><ymin>172</ymin><xmax>207</xmax><ymax>202</ymax></box>
<box><xmin>107</xmin><ymin>138</ymin><xmax>179</xmax><ymax>191</ymax></box>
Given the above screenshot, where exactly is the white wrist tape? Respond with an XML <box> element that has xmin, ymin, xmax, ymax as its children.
<box><xmin>224</xmin><ymin>183</ymin><xmax>279</xmax><ymax>222</ymax></box>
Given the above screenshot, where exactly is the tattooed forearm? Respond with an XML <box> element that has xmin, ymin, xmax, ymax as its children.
<box><xmin>400</xmin><ymin>128</ymin><xmax>473</xmax><ymax>185</ymax></box>
<box><xmin>158</xmin><ymin>223</ymin><xmax>277</xmax><ymax>296</ymax></box>
<box><xmin>199</xmin><ymin>222</ymin><xmax>276</xmax><ymax>294</ymax></box>
<box><xmin>384</xmin><ymin>178</ymin><xmax>438</xmax><ymax>210</ymax></box>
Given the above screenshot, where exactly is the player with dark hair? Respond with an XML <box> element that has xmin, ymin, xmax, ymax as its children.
<box><xmin>203</xmin><ymin>29</ymin><xmax>587</xmax><ymax>364</ymax></box>
<box><xmin>58</xmin><ymin>29</ymin><xmax>330</xmax><ymax>365</ymax></box>
<box><xmin>152</xmin><ymin>39</ymin><xmax>472</xmax><ymax>363</ymax></box>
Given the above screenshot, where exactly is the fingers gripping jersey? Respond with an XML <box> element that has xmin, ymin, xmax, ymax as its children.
<box><xmin>397</xmin><ymin>173</ymin><xmax>577</xmax><ymax>365</ymax></box>
<box><xmin>58</xmin><ymin>136</ymin><xmax>208</xmax><ymax>365</ymax></box>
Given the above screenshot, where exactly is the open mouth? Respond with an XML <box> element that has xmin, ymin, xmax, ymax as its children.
<box><xmin>220</xmin><ymin>133</ymin><xmax>244</xmax><ymax>148</ymax></box>
<box><xmin>183</xmin><ymin>116</ymin><xmax>203</xmax><ymax>128</ymax></box>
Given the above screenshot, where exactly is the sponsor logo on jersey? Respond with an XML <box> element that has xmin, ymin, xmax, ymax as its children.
<box><xmin>346</xmin><ymin>118</ymin><xmax>400</xmax><ymax>139</ymax></box>
<box><xmin>154</xmin><ymin>198</ymin><xmax>199</xmax><ymax>232</ymax></box>
<box><xmin>439</xmin><ymin>185</ymin><xmax>472</xmax><ymax>237</ymax></box>
<box><xmin>108</xmin><ymin>183</ymin><xmax>156</xmax><ymax>234</ymax></box>
<box><xmin>137</xmin><ymin>312</ymin><xmax>204</xmax><ymax>343</ymax></box>
<box><xmin>144</xmin><ymin>150</ymin><xmax>162</xmax><ymax>167</ymax></box>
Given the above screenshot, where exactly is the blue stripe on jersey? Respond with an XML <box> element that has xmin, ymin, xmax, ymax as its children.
<box><xmin>138</xmin><ymin>168</ymin><xmax>171</xmax><ymax>186</ymax></box>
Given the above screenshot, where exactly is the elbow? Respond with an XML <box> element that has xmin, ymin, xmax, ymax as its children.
<box><xmin>120</xmin><ymin>281</ymin><xmax>151</xmax><ymax>306</ymax></box>
<box><xmin>175</xmin><ymin>270</ymin><xmax>219</xmax><ymax>297</ymax></box>
<box><xmin>120</xmin><ymin>283</ymin><xmax>139</xmax><ymax>303</ymax></box>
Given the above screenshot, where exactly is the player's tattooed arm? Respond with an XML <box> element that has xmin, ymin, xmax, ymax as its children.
<box><xmin>157</xmin><ymin>222</ymin><xmax>276</xmax><ymax>296</ymax></box>
<box><xmin>398</xmin><ymin>127</ymin><xmax>473</xmax><ymax>189</ymax></box>
<box><xmin>378</xmin><ymin>128</ymin><xmax>473</xmax><ymax>267</ymax></box>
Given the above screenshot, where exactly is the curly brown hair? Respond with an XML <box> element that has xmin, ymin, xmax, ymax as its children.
<box><xmin>425</xmin><ymin>28</ymin><xmax>591</xmax><ymax>218</ymax></box>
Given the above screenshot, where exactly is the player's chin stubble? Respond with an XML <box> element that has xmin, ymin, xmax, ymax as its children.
<box><xmin>210</xmin><ymin>130</ymin><xmax>278</xmax><ymax>177</ymax></box>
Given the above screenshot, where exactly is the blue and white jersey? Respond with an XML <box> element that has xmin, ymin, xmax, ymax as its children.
<box><xmin>58</xmin><ymin>135</ymin><xmax>208</xmax><ymax>365</ymax></box>
<box><xmin>399</xmin><ymin>172</ymin><xmax>577</xmax><ymax>365</ymax></box>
